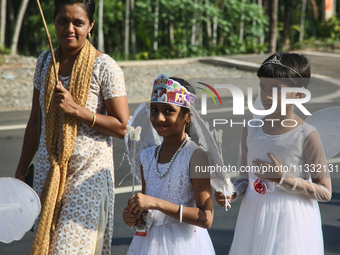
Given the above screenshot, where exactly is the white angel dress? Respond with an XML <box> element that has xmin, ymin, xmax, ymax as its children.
<box><xmin>229</xmin><ymin>122</ymin><xmax>331</xmax><ymax>255</ymax></box>
<box><xmin>126</xmin><ymin>141</ymin><xmax>215</xmax><ymax>255</ymax></box>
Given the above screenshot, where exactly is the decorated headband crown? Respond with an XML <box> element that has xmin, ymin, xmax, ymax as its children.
<box><xmin>150</xmin><ymin>74</ymin><xmax>196</xmax><ymax>109</ymax></box>
<box><xmin>261</xmin><ymin>56</ymin><xmax>303</xmax><ymax>78</ymax></box>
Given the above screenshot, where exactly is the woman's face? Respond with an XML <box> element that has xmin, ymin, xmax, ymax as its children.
<box><xmin>54</xmin><ymin>4</ymin><xmax>94</xmax><ymax>51</ymax></box>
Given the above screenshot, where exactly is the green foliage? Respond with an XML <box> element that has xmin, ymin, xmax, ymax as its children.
<box><xmin>291</xmin><ymin>37</ymin><xmax>340</xmax><ymax>52</ymax></box>
<box><xmin>323</xmin><ymin>16</ymin><xmax>340</xmax><ymax>40</ymax></box>
<box><xmin>6</xmin><ymin>0</ymin><xmax>267</xmax><ymax>59</ymax></box>
<box><xmin>0</xmin><ymin>46</ymin><xmax>11</xmax><ymax>54</ymax></box>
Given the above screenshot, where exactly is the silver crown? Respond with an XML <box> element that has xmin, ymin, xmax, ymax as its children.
<box><xmin>261</xmin><ymin>56</ymin><xmax>303</xmax><ymax>78</ymax></box>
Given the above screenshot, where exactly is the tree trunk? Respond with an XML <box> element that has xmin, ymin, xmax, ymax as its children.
<box><xmin>309</xmin><ymin>0</ymin><xmax>319</xmax><ymax>19</ymax></box>
<box><xmin>147</xmin><ymin>0</ymin><xmax>151</xmax><ymax>13</ymax></box>
<box><xmin>299</xmin><ymin>0</ymin><xmax>307</xmax><ymax>42</ymax></box>
<box><xmin>252</xmin><ymin>0</ymin><xmax>256</xmax><ymax>45</ymax></box>
<box><xmin>199</xmin><ymin>19</ymin><xmax>203</xmax><ymax>47</ymax></box>
<box><xmin>191</xmin><ymin>0</ymin><xmax>198</xmax><ymax>46</ymax></box>
<box><xmin>182</xmin><ymin>11</ymin><xmax>187</xmax><ymax>51</ymax></box>
<box><xmin>124</xmin><ymin>0</ymin><xmax>130</xmax><ymax>59</ymax></box>
<box><xmin>205</xmin><ymin>0</ymin><xmax>211</xmax><ymax>47</ymax></box>
<box><xmin>307</xmin><ymin>3</ymin><xmax>316</xmax><ymax>37</ymax></box>
<box><xmin>212</xmin><ymin>16</ymin><xmax>217</xmax><ymax>47</ymax></box>
<box><xmin>8</xmin><ymin>0</ymin><xmax>15</xmax><ymax>35</ymax></box>
<box><xmin>10</xmin><ymin>0</ymin><xmax>29</xmax><ymax>55</ymax></box>
<box><xmin>0</xmin><ymin>0</ymin><xmax>6</xmax><ymax>47</ymax></box>
<box><xmin>98</xmin><ymin>0</ymin><xmax>105</xmax><ymax>52</ymax></box>
<box><xmin>258</xmin><ymin>0</ymin><xmax>264</xmax><ymax>49</ymax></box>
<box><xmin>153</xmin><ymin>0</ymin><xmax>159</xmax><ymax>51</ymax></box>
<box><xmin>283</xmin><ymin>0</ymin><xmax>293</xmax><ymax>50</ymax></box>
<box><xmin>169</xmin><ymin>20</ymin><xmax>174</xmax><ymax>48</ymax></box>
<box><xmin>239</xmin><ymin>0</ymin><xmax>245</xmax><ymax>42</ymax></box>
<box><xmin>130</xmin><ymin>0</ymin><xmax>136</xmax><ymax>58</ymax></box>
<box><xmin>268</xmin><ymin>0</ymin><xmax>278</xmax><ymax>53</ymax></box>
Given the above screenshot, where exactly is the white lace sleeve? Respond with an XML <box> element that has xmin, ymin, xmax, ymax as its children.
<box><xmin>277</xmin><ymin>130</ymin><xmax>332</xmax><ymax>202</ymax></box>
<box><xmin>232</xmin><ymin>127</ymin><xmax>249</xmax><ymax>201</ymax></box>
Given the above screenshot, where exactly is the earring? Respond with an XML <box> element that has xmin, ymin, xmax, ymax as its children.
<box><xmin>88</xmin><ymin>32</ymin><xmax>91</xmax><ymax>39</ymax></box>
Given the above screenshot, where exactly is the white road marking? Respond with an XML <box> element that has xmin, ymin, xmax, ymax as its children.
<box><xmin>1</xmin><ymin>59</ymin><xmax>339</xmax><ymax>129</ymax></box>
<box><xmin>115</xmin><ymin>185</ymin><xmax>141</xmax><ymax>194</ymax></box>
<box><xmin>0</xmin><ymin>124</ymin><xmax>26</xmax><ymax>131</ymax></box>
<box><xmin>327</xmin><ymin>157</ymin><xmax>340</xmax><ymax>164</ymax></box>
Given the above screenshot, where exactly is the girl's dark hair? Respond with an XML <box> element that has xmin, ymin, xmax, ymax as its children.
<box><xmin>257</xmin><ymin>52</ymin><xmax>311</xmax><ymax>88</ymax></box>
<box><xmin>53</xmin><ymin>0</ymin><xmax>95</xmax><ymax>35</ymax></box>
<box><xmin>169</xmin><ymin>77</ymin><xmax>198</xmax><ymax>142</ymax></box>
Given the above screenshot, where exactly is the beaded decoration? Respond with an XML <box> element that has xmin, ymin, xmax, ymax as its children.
<box><xmin>154</xmin><ymin>134</ymin><xmax>190</xmax><ymax>178</ymax></box>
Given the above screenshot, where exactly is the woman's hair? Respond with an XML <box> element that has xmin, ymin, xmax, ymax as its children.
<box><xmin>257</xmin><ymin>52</ymin><xmax>311</xmax><ymax>88</ymax></box>
<box><xmin>169</xmin><ymin>77</ymin><xmax>197</xmax><ymax>141</ymax></box>
<box><xmin>53</xmin><ymin>0</ymin><xmax>95</xmax><ymax>25</ymax></box>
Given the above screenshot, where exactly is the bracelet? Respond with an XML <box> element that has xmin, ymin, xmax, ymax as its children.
<box><xmin>90</xmin><ymin>112</ymin><xmax>96</xmax><ymax>128</ymax></box>
<box><xmin>291</xmin><ymin>178</ymin><xmax>298</xmax><ymax>190</ymax></box>
<box><xmin>179</xmin><ymin>204</ymin><xmax>183</xmax><ymax>223</ymax></box>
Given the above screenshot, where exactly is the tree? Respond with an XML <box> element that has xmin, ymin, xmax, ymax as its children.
<box><xmin>98</xmin><ymin>0</ymin><xmax>104</xmax><ymax>52</ymax></box>
<box><xmin>124</xmin><ymin>0</ymin><xmax>130</xmax><ymax>59</ymax></box>
<box><xmin>130</xmin><ymin>0</ymin><xmax>136</xmax><ymax>57</ymax></box>
<box><xmin>153</xmin><ymin>0</ymin><xmax>159</xmax><ymax>51</ymax></box>
<box><xmin>205</xmin><ymin>0</ymin><xmax>212</xmax><ymax>47</ymax></box>
<box><xmin>10</xmin><ymin>0</ymin><xmax>29</xmax><ymax>55</ymax></box>
<box><xmin>299</xmin><ymin>0</ymin><xmax>307</xmax><ymax>42</ymax></box>
<box><xmin>258</xmin><ymin>0</ymin><xmax>264</xmax><ymax>47</ymax></box>
<box><xmin>0</xmin><ymin>0</ymin><xmax>6</xmax><ymax>47</ymax></box>
<box><xmin>268</xmin><ymin>0</ymin><xmax>278</xmax><ymax>53</ymax></box>
<box><xmin>191</xmin><ymin>0</ymin><xmax>198</xmax><ymax>46</ymax></box>
<box><xmin>239</xmin><ymin>0</ymin><xmax>246</xmax><ymax>42</ymax></box>
<box><xmin>283</xmin><ymin>0</ymin><xmax>293</xmax><ymax>50</ymax></box>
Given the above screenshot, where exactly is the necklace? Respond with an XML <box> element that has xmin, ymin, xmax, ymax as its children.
<box><xmin>154</xmin><ymin>134</ymin><xmax>189</xmax><ymax>178</ymax></box>
<box><xmin>277</xmin><ymin>113</ymin><xmax>295</xmax><ymax>135</ymax></box>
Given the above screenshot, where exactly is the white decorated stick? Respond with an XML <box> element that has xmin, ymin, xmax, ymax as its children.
<box><xmin>224</xmin><ymin>185</ymin><xmax>231</xmax><ymax>211</ymax></box>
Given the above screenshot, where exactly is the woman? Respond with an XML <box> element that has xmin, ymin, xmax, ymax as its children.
<box><xmin>15</xmin><ymin>0</ymin><xmax>129</xmax><ymax>254</ymax></box>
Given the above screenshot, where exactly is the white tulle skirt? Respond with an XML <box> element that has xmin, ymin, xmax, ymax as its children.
<box><xmin>126</xmin><ymin>210</ymin><xmax>215</xmax><ymax>255</ymax></box>
<box><xmin>229</xmin><ymin>185</ymin><xmax>324</xmax><ymax>255</ymax></box>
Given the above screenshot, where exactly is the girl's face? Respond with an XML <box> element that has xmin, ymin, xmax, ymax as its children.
<box><xmin>150</xmin><ymin>103</ymin><xmax>190</xmax><ymax>138</ymax></box>
<box><xmin>54</xmin><ymin>4</ymin><xmax>94</xmax><ymax>52</ymax></box>
<box><xmin>259</xmin><ymin>77</ymin><xmax>301</xmax><ymax>115</ymax></box>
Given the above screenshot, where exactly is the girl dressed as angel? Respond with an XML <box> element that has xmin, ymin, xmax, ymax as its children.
<box><xmin>215</xmin><ymin>52</ymin><xmax>332</xmax><ymax>255</ymax></box>
<box><xmin>122</xmin><ymin>74</ymin><xmax>223</xmax><ymax>255</ymax></box>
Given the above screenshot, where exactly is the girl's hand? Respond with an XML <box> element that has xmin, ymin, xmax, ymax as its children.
<box><xmin>127</xmin><ymin>193</ymin><xmax>156</xmax><ymax>214</ymax></box>
<box><xmin>122</xmin><ymin>207</ymin><xmax>137</xmax><ymax>227</ymax></box>
<box><xmin>214</xmin><ymin>191</ymin><xmax>233</xmax><ymax>207</ymax></box>
<box><xmin>253</xmin><ymin>153</ymin><xmax>282</xmax><ymax>183</ymax></box>
<box><xmin>53</xmin><ymin>81</ymin><xmax>78</xmax><ymax>115</ymax></box>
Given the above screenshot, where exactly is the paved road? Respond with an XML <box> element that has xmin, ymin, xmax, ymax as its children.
<box><xmin>1</xmin><ymin>52</ymin><xmax>340</xmax><ymax>254</ymax></box>
<box><xmin>201</xmin><ymin>51</ymin><xmax>340</xmax><ymax>79</ymax></box>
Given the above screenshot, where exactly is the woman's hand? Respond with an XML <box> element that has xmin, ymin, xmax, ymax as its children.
<box><xmin>122</xmin><ymin>207</ymin><xmax>137</xmax><ymax>227</ymax></box>
<box><xmin>253</xmin><ymin>153</ymin><xmax>282</xmax><ymax>183</ymax></box>
<box><xmin>53</xmin><ymin>81</ymin><xmax>79</xmax><ymax>115</ymax></box>
<box><xmin>127</xmin><ymin>193</ymin><xmax>157</xmax><ymax>214</ymax></box>
<box><xmin>214</xmin><ymin>191</ymin><xmax>233</xmax><ymax>207</ymax></box>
